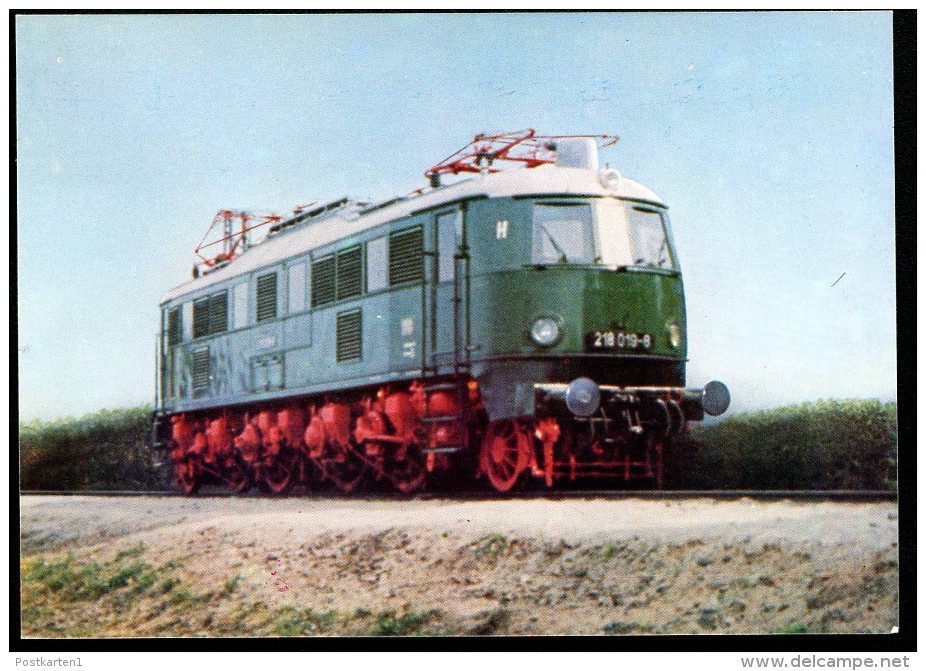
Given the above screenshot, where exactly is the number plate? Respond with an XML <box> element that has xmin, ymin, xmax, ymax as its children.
<box><xmin>590</xmin><ymin>330</ymin><xmax>652</xmax><ymax>350</ymax></box>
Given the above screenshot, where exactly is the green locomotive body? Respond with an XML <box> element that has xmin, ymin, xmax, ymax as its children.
<box><xmin>153</xmin><ymin>131</ymin><xmax>728</xmax><ymax>493</ymax></box>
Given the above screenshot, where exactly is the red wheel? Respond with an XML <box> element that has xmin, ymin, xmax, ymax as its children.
<box><xmin>223</xmin><ymin>456</ymin><xmax>251</xmax><ymax>494</ymax></box>
<box><xmin>262</xmin><ymin>449</ymin><xmax>296</xmax><ymax>494</ymax></box>
<box><xmin>175</xmin><ymin>456</ymin><xmax>200</xmax><ymax>495</ymax></box>
<box><xmin>481</xmin><ymin>420</ymin><xmax>531</xmax><ymax>493</ymax></box>
<box><xmin>328</xmin><ymin>449</ymin><xmax>367</xmax><ymax>493</ymax></box>
<box><xmin>387</xmin><ymin>446</ymin><xmax>426</xmax><ymax>494</ymax></box>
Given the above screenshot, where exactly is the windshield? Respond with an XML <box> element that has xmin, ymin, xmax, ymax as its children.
<box><xmin>595</xmin><ymin>200</ymin><xmax>676</xmax><ymax>270</ymax></box>
<box><xmin>531</xmin><ymin>203</ymin><xmax>595</xmax><ymax>264</ymax></box>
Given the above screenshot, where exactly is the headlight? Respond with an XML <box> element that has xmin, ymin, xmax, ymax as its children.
<box><xmin>668</xmin><ymin>323</ymin><xmax>682</xmax><ymax>349</ymax></box>
<box><xmin>530</xmin><ymin>317</ymin><xmax>561</xmax><ymax>347</ymax></box>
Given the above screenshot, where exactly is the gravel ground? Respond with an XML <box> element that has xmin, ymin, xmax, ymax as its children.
<box><xmin>19</xmin><ymin>495</ymin><xmax>899</xmax><ymax>637</ymax></box>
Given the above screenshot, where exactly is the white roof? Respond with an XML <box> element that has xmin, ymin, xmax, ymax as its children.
<box><xmin>162</xmin><ymin>165</ymin><xmax>665</xmax><ymax>303</ymax></box>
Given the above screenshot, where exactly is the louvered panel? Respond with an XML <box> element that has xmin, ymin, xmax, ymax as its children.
<box><xmin>192</xmin><ymin>298</ymin><xmax>210</xmax><ymax>339</ymax></box>
<box><xmin>336</xmin><ymin>309</ymin><xmax>362</xmax><ymax>362</ymax></box>
<box><xmin>167</xmin><ymin>307</ymin><xmax>181</xmax><ymax>346</ymax></box>
<box><xmin>311</xmin><ymin>256</ymin><xmax>336</xmax><ymax>307</ymax></box>
<box><xmin>256</xmin><ymin>272</ymin><xmax>278</xmax><ymax>322</ymax></box>
<box><xmin>209</xmin><ymin>291</ymin><xmax>228</xmax><ymax>334</ymax></box>
<box><xmin>336</xmin><ymin>246</ymin><xmax>363</xmax><ymax>300</ymax></box>
<box><xmin>191</xmin><ymin>347</ymin><xmax>210</xmax><ymax>396</ymax></box>
<box><xmin>389</xmin><ymin>227</ymin><xmax>423</xmax><ymax>285</ymax></box>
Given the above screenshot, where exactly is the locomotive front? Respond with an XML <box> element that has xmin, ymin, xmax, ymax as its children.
<box><xmin>452</xmin><ymin>136</ymin><xmax>730</xmax><ymax>491</ymax></box>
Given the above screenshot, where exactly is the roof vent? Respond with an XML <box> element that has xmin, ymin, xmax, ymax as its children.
<box><xmin>555</xmin><ymin>137</ymin><xmax>599</xmax><ymax>170</ymax></box>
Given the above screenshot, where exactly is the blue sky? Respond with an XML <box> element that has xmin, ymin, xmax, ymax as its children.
<box><xmin>16</xmin><ymin>12</ymin><xmax>896</xmax><ymax>421</ymax></box>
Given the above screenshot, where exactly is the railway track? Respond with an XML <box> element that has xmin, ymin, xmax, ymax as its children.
<box><xmin>19</xmin><ymin>489</ymin><xmax>897</xmax><ymax>502</ymax></box>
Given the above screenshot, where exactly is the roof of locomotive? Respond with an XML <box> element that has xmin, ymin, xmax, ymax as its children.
<box><xmin>162</xmin><ymin>165</ymin><xmax>666</xmax><ymax>304</ymax></box>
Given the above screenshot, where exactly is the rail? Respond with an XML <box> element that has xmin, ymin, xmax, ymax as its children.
<box><xmin>19</xmin><ymin>489</ymin><xmax>898</xmax><ymax>502</ymax></box>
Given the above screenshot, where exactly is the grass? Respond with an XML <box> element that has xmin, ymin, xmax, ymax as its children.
<box><xmin>371</xmin><ymin>609</ymin><xmax>440</xmax><ymax>636</ymax></box>
<box><xmin>476</xmin><ymin>534</ymin><xmax>509</xmax><ymax>560</ymax></box>
<box><xmin>273</xmin><ymin>606</ymin><xmax>337</xmax><ymax>636</ymax></box>
<box><xmin>21</xmin><ymin>546</ymin><xmax>216</xmax><ymax>637</ymax></box>
<box><xmin>23</xmin><ymin>553</ymin><xmax>159</xmax><ymax>601</ymax></box>
<box><xmin>595</xmin><ymin>544</ymin><xmax>618</xmax><ymax>562</ymax></box>
<box><xmin>780</xmin><ymin>623</ymin><xmax>810</xmax><ymax>634</ymax></box>
<box><xmin>223</xmin><ymin>574</ymin><xmax>242</xmax><ymax>595</ymax></box>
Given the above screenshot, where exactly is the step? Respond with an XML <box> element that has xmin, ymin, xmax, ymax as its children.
<box><xmin>422</xmin><ymin>446</ymin><xmax>465</xmax><ymax>454</ymax></box>
<box><xmin>421</xmin><ymin>414</ymin><xmax>464</xmax><ymax>423</ymax></box>
<box><xmin>422</xmin><ymin>382</ymin><xmax>464</xmax><ymax>392</ymax></box>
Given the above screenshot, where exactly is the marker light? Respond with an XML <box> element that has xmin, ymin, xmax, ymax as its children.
<box><xmin>669</xmin><ymin>323</ymin><xmax>682</xmax><ymax>349</ymax></box>
<box><xmin>598</xmin><ymin>167</ymin><xmax>622</xmax><ymax>191</ymax></box>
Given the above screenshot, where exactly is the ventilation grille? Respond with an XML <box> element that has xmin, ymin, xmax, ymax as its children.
<box><xmin>191</xmin><ymin>347</ymin><xmax>210</xmax><ymax>396</ymax></box>
<box><xmin>389</xmin><ymin>227</ymin><xmax>424</xmax><ymax>285</ymax></box>
<box><xmin>311</xmin><ymin>256</ymin><xmax>336</xmax><ymax>307</ymax></box>
<box><xmin>192</xmin><ymin>292</ymin><xmax>227</xmax><ymax>338</ymax></box>
<box><xmin>167</xmin><ymin>307</ymin><xmax>181</xmax><ymax>346</ymax></box>
<box><xmin>336</xmin><ymin>246</ymin><xmax>363</xmax><ymax>300</ymax></box>
<box><xmin>336</xmin><ymin>309</ymin><xmax>362</xmax><ymax>362</ymax></box>
<box><xmin>256</xmin><ymin>273</ymin><xmax>278</xmax><ymax>322</ymax></box>
<box><xmin>209</xmin><ymin>292</ymin><xmax>228</xmax><ymax>333</ymax></box>
<box><xmin>193</xmin><ymin>298</ymin><xmax>210</xmax><ymax>339</ymax></box>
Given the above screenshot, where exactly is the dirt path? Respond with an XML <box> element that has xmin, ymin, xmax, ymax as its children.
<box><xmin>19</xmin><ymin>495</ymin><xmax>899</xmax><ymax>637</ymax></box>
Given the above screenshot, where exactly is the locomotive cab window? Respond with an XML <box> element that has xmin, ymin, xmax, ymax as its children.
<box><xmin>595</xmin><ymin>200</ymin><xmax>677</xmax><ymax>271</ymax></box>
<box><xmin>532</xmin><ymin>203</ymin><xmax>595</xmax><ymax>265</ymax></box>
<box><xmin>626</xmin><ymin>206</ymin><xmax>676</xmax><ymax>270</ymax></box>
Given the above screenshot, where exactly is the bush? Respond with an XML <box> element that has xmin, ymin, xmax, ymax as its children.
<box><xmin>19</xmin><ymin>406</ymin><xmax>170</xmax><ymax>491</ymax></box>
<box><xmin>665</xmin><ymin>399</ymin><xmax>897</xmax><ymax>490</ymax></box>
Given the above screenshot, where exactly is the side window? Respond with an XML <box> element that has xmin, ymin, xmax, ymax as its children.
<box><xmin>311</xmin><ymin>255</ymin><xmax>336</xmax><ymax>307</ymax></box>
<box><xmin>437</xmin><ymin>211</ymin><xmax>460</xmax><ymax>282</ymax></box>
<box><xmin>288</xmin><ymin>262</ymin><xmax>307</xmax><ymax>314</ymax></box>
<box><xmin>389</xmin><ymin>226</ymin><xmax>424</xmax><ymax>285</ymax></box>
<box><xmin>192</xmin><ymin>291</ymin><xmax>227</xmax><ymax>338</ymax></box>
<box><xmin>256</xmin><ymin>272</ymin><xmax>278</xmax><ymax>322</ymax></box>
<box><xmin>233</xmin><ymin>281</ymin><xmax>248</xmax><ymax>329</ymax></box>
<box><xmin>366</xmin><ymin>237</ymin><xmax>388</xmax><ymax>293</ymax></box>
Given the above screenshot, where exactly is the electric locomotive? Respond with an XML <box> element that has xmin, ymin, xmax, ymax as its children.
<box><xmin>151</xmin><ymin>129</ymin><xmax>729</xmax><ymax>494</ymax></box>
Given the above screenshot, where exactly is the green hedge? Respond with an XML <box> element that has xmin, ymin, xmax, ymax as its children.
<box><xmin>19</xmin><ymin>399</ymin><xmax>897</xmax><ymax>492</ymax></box>
<box><xmin>665</xmin><ymin>399</ymin><xmax>897</xmax><ymax>490</ymax></box>
<box><xmin>19</xmin><ymin>406</ymin><xmax>171</xmax><ymax>491</ymax></box>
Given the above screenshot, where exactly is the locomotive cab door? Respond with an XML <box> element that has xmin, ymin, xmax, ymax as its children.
<box><xmin>430</xmin><ymin>207</ymin><xmax>468</xmax><ymax>374</ymax></box>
